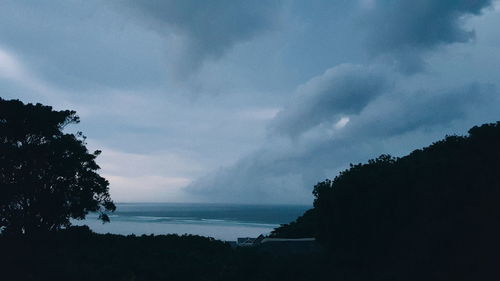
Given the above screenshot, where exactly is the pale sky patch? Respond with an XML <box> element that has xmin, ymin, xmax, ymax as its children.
<box><xmin>238</xmin><ymin>108</ymin><xmax>281</xmax><ymax>121</ymax></box>
<box><xmin>358</xmin><ymin>0</ymin><xmax>376</xmax><ymax>10</ymax></box>
<box><xmin>334</xmin><ymin>117</ymin><xmax>350</xmax><ymax>129</ymax></box>
<box><xmin>103</xmin><ymin>174</ymin><xmax>192</xmax><ymax>202</ymax></box>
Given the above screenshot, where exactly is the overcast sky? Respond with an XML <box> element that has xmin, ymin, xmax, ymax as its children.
<box><xmin>1</xmin><ymin>0</ymin><xmax>500</xmax><ymax>204</ymax></box>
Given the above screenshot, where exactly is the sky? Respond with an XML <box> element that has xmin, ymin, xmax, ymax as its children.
<box><xmin>1</xmin><ymin>0</ymin><xmax>500</xmax><ymax>204</ymax></box>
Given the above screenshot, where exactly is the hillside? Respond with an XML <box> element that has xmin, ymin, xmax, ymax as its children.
<box><xmin>272</xmin><ymin>122</ymin><xmax>500</xmax><ymax>280</ymax></box>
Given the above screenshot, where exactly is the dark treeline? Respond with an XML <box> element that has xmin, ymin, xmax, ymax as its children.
<box><xmin>0</xmin><ymin>226</ymin><xmax>329</xmax><ymax>281</ymax></box>
<box><xmin>273</xmin><ymin>122</ymin><xmax>500</xmax><ymax>280</ymax></box>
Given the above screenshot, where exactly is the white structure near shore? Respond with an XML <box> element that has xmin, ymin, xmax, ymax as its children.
<box><xmin>236</xmin><ymin>235</ymin><xmax>321</xmax><ymax>253</ymax></box>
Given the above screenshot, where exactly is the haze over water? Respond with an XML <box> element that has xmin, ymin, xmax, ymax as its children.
<box><xmin>76</xmin><ymin>203</ymin><xmax>310</xmax><ymax>241</ymax></box>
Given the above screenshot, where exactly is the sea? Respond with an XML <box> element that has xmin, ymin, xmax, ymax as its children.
<box><xmin>73</xmin><ymin>203</ymin><xmax>310</xmax><ymax>241</ymax></box>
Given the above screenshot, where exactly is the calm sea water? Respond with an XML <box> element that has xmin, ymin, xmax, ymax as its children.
<box><xmin>74</xmin><ymin>203</ymin><xmax>310</xmax><ymax>241</ymax></box>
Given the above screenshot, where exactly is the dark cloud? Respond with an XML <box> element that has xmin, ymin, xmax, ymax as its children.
<box><xmin>187</xmin><ymin>137</ymin><xmax>316</xmax><ymax>204</ymax></box>
<box><xmin>271</xmin><ymin>64</ymin><xmax>390</xmax><ymax>137</ymax></box>
<box><xmin>121</xmin><ymin>0</ymin><xmax>284</xmax><ymax>76</ymax></box>
<box><xmin>186</xmin><ymin>1</ymin><xmax>499</xmax><ymax>203</ymax></box>
<box><xmin>179</xmin><ymin>1</ymin><xmax>500</xmax><ymax>203</ymax></box>
<box><xmin>363</xmin><ymin>0</ymin><xmax>494</xmax><ymax>72</ymax></box>
<box><xmin>187</xmin><ymin>81</ymin><xmax>499</xmax><ymax>203</ymax></box>
<box><xmin>345</xmin><ymin>82</ymin><xmax>497</xmax><ymax>138</ymax></box>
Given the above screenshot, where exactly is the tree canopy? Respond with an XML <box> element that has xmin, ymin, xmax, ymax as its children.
<box><xmin>273</xmin><ymin>122</ymin><xmax>500</xmax><ymax>280</ymax></box>
<box><xmin>0</xmin><ymin>98</ymin><xmax>115</xmax><ymax>235</ymax></box>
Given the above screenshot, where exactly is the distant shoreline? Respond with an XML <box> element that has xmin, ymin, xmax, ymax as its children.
<box><xmin>73</xmin><ymin>203</ymin><xmax>309</xmax><ymax>241</ymax></box>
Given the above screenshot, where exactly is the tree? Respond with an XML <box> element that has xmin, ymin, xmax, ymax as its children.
<box><xmin>272</xmin><ymin>122</ymin><xmax>500</xmax><ymax>280</ymax></box>
<box><xmin>0</xmin><ymin>98</ymin><xmax>115</xmax><ymax>235</ymax></box>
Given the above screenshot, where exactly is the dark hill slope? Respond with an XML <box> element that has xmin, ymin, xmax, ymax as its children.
<box><xmin>273</xmin><ymin>122</ymin><xmax>500</xmax><ymax>280</ymax></box>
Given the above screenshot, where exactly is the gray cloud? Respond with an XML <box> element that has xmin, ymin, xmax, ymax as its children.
<box><xmin>121</xmin><ymin>0</ymin><xmax>284</xmax><ymax>76</ymax></box>
<box><xmin>0</xmin><ymin>0</ymin><xmax>168</xmax><ymax>90</ymax></box>
<box><xmin>363</xmin><ymin>0</ymin><xmax>494</xmax><ymax>72</ymax></box>
<box><xmin>344</xmin><ymin>82</ymin><xmax>497</xmax><ymax>139</ymax></box>
<box><xmin>186</xmin><ymin>1</ymin><xmax>500</xmax><ymax>204</ymax></box>
<box><xmin>188</xmin><ymin>81</ymin><xmax>499</xmax><ymax>204</ymax></box>
<box><xmin>271</xmin><ymin>64</ymin><xmax>390</xmax><ymax>137</ymax></box>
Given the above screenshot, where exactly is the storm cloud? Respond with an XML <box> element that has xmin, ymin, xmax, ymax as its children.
<box><xmin>363</xmin><ymin>0</ymin><xmax>494</xmax><ymax>72</ymax></box>
<box><xmin>187</xmin><ymin>80</ymin><xmax>499</xmax><ymax>203</ymax></box>
<box><xmin>185</xmin><ymin>0</ymin><xmax>500</xmax><ymax>203</ymax></box>
<box><xmin>271</xmin><ymin>64</ymin><xmax>390</xmax><ymax>137</ymax></box>
<box><xmin>120</xmin><ymin>0</ymin><xmax>284</xmax><ymax>76</ymax></box>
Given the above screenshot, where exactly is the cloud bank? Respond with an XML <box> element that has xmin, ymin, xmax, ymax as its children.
<box><xmin>363</xmin><ymin>0</ymin><xmax>494</xmax><ymax>72</ymax></box>
<box><xmin>186</xmin><ymin>0</ymin><xmax>499</xmax><ymax>204</ymax></box>
<box><xmin>271</xmin><ymin>64</ymin><xmax>390</xmax><ymax>137</ymax></box>
<box><xmin>121</xmin><ymin>0</ymin><xmax>284</xmax><ymax>77</ymax></box>
<box><xmin>187</xmin><ymin>77</ymin><xmax>498</xmax><ymax>203</ymax></box>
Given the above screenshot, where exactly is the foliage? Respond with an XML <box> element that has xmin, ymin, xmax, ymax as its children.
<box><xmin>0</xmin><ymin>98</ymin><xmax>115</xmax><ymax>235</ymax></box>
<box><xmin>0</xmin><ymin>227</ymin><xmax>330</xmax><ymax>281</ymax></box>
<box><xmin>273</xmin><ymin>122</ymin><xmax>500</xmax><ymax>280</ymax></box>
<box><xmin>269</xmin><ymin>208</ymin><xmax>317</xmax><ymax>238</ymax></box>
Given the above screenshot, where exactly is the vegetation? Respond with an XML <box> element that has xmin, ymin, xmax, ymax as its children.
<box><xmin>269</xmin><ymin>208</ymin><xmax>317</xmax><ymax>238</ymax></box>
<box><xmin>0</xmin><ymin>226</ymin><xmax>329</xmax><ymax>281</ymax></box>
<box><xmin>2</xmin><ymin>97</ymin><xmax>500</xmax><ymax>280</ymax></box>
<box><xmin>273</xmin><ymin>122</ymin><xmax>500</xmax><ymax>280</ymax></box>
<box><xmin>0</xmin><ymin>98</ymin><xmax>114</xmax><ymax>236</ymax></box>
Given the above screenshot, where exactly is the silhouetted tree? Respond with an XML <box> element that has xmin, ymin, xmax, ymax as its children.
<box><xmin>273</xmin><ymin>122</ymin><xmax>500</xmax><ymax>280</ymax></box>
<box><xmin>270</xmin><ymin>208</ymin><xmax>317</xmax><ymax>238</ymax></box>
<box><xmin>0</xmin><ymin>98</ymin><xmax>115</xmax><ymax>235</ymax></box>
